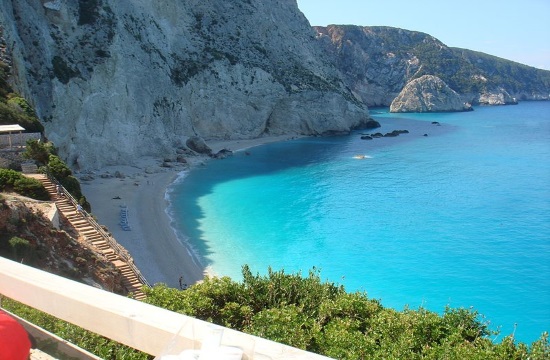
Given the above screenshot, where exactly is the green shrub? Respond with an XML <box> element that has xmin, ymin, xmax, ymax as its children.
<box><xmin>47</xmin><ymin>154</ymin><xmax>72</xmax><ymax>179</ymax></box>
<box><xmin>13</xmin><ymin>177</ymin><xmax>50</xmax><ymax>200</ymax></box>
<box><xmin>0</xmin><ymin>59</ymin><xmax>43</xmax><ymax>132</ymax></box>
<box><xmin>9</xmin><ymin>236</ymin><xmax>30</xmax><ymax>260</ymax></box>
<box><xmin>246</xmin><ymin>304</ymin><xmax>316</xmax><ymax>349</ymax></box>
<box><xmin>143</xmin><ymin>267</ymin><xmax>549</xmax><ymax>359</ymax></box>
<box><xmin>0</xmin><ymin>99</ymin><xmax>44</xmax><ymax>133</ymax></box>
<box><xmin>23</xmin><ymin>139</ymin><xmax>52</xmax><ymax>165</ymax></box>
<box><xmin>7</xmin><ymin>96</ymin><xmax>38</xmax><ymax>119</ymax></box>
<box><xmin>59</xmin><ymin>175</ymin><xmax>90</xmax><ymax>211</ymax></box>
<box><xmin>0</xmin><ymin>168</ymin><xmax>22</xmax><ymax>190</ymax></box>
<box><xmin>0</xmin><ymin>168</ymin><xmax>49</xmax><ymax>200</ymax></box>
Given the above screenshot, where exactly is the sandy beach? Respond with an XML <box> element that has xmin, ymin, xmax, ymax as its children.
<box><xmin>80</xmin><ymin>135</ymin><xmax>300</xmax><ymax>289</ymax></box>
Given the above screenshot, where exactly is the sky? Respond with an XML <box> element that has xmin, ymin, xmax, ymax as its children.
<box><xmin>296</xmin><ymin>0</ymin><xmax>550</xmax><ymax>70</ymax></box>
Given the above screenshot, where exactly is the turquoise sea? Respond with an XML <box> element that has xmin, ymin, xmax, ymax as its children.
<box><xmin>168</xmin><ymin>101</ymin><xmax>550</xmax><ymax>344</ymax></box>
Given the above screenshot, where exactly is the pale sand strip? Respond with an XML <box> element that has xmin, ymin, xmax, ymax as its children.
<box><xmin>207</xmin><ymin>134</ymin><xmax>304</xmax><ymax>153</ymax></box>
<box><xmin>80</xmin><ymin>135</ymin><xmax>301</xmax><ymax>289</ymax></box>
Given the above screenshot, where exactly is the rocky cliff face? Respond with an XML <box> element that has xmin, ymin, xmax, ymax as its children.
<box><xmin>390</xmin><ymin>75</ymin><xmax>472</xmax><ymax>112</ymax></box>
<box><xmin>0</xmin><ymin>194</ymin><xmax>123</xmax><ymax>291</ymax></box>
<box><xmin>315</xmin><ymin>25</ymin><xmax>550</xmax><ymax>107</ymax></box>
<box><xmin>0</xmin><ymin>0</ymin><xmax>369</xmax><ymax>169</ymax></box>
<box><xmin>315</xmin><ymin>26</ymin><xmax>423</xmax><ymax>107</ymax></box>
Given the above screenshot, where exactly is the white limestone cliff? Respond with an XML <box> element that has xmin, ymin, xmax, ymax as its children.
<box><xmin>477</xmin><ymin>89</ymin><xmax>518</xmax><ymax>105</ymax></box>
<box><xmin>390</xmin><ymin>75</ymin><xmax>471</xmax><ymax>113</ymax></box>
<box><xmin>0</xmin><ymin>0</ymin><xmax>369</xmax><ymax>169</ymax></box>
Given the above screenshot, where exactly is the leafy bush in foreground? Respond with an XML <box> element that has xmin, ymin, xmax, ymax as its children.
<box><xmin>144</xmin><ymin>266</ymin><xmax>549</xmax><ymax>360</ymax></box>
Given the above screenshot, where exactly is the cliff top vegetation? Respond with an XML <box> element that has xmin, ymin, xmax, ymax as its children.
<box><xmin>0</xmin><ymin>60</ymin><xmax>43</xmax><ymax>133</ymax></box>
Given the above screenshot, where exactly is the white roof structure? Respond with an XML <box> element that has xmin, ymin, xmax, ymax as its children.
<box><xmin>0</xmin><ymin>124</ymin><xmax>25</xmax><ymax>133</ymax></box>
<box><xmin>0</xmin><ymin>124</ymin><xmax>26</xmax><ymax>148</ymax></box>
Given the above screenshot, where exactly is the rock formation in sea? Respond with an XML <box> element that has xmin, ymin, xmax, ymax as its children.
<box><xmin>390</xmin><ymin>75</ymin><xmax>472</xmax><ymax>112</ymax></box>
<box><xmin>0</xmin><ymin>0</ymin><xmax>369</xmax><ymax>169</ymax></box>
<box><xmin>314</xmin><ymin>25</ymin><xmax>550</xmax><ymax>107</ymax></box>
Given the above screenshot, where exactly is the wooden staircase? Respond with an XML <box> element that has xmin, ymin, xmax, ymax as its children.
<box><xmin>28</xmin><ymin>174</ymin><xmax>147</xmax><ymax>300</ymax></box>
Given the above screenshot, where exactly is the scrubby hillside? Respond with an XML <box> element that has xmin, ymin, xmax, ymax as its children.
<box><xmin>315</xmin><ymin>25</ymin><xmax>550</xmax><ymax>106</ymax></box>
<box><xmin>0</xmin><ymin>193</ymin><xmax>123</xmax><ymax>291</ymax></box>
<box><xmin>0</xmin><ymin>28</ymin><xmax>43</xmax><ymax>132</ymax></box>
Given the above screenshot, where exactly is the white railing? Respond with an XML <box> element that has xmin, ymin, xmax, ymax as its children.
<box><xmin>0</xmin><ymin>257</ymin><xmax>333</xmax><ymax>360</ymax></box>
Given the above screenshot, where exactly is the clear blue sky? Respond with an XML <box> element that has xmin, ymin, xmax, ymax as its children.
<box><xmin>297</xmin><ymin>0</ymin><xmax>550</xmax><ymax>70</ymax></box>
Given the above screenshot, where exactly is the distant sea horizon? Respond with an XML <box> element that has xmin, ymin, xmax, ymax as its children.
<box><xmin>167</xmin><ymin>101</ymin><xmax>550</xmax><ymax>344</ymax></box>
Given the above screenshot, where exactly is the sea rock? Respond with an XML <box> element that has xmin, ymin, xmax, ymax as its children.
<box><xmin>390</xmin><ymin>75</ymin><xmax>472</xmax><ymax>113</ymax></box>
<box><xmin>186</xmin><ymin>136</ymin><xmax>212</xmax><ymax>156</ymax></box>
<box><xmin>212</xmin><ymin>148</ymin><xmax>233</xmax><ymax>159</ymax></box>
<box><xmin>364</xmin><ymin>119</ymin><xmax>381</xmax><ymax>129</ymax></box>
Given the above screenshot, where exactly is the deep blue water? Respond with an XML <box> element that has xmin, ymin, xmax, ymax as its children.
<box><xmin>168</xmin><ymin>101</ymin><xmax>550</xmax><ymax>344</ymax></box>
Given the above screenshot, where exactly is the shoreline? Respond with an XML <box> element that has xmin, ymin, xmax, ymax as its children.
<box><xmin>79</xmin><ymin>134</ymin><xmax>301</xmax><ymax>289</ymax></box>
<box><xmin>80</xmin><ymin>118</ymin><xmax>448</xmax><ymax>289</ymax></box>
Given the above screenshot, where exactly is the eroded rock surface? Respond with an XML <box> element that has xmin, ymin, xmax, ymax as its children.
<box><xmin>390</xmin><ymin>75</ymin><xmax>472</xmax><ymax>113</ymax></box>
